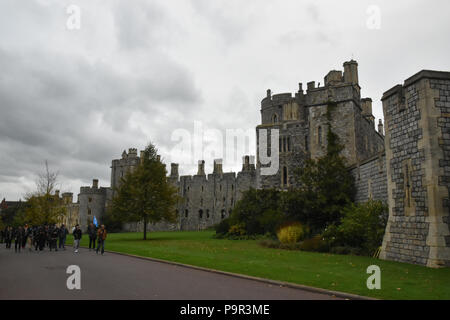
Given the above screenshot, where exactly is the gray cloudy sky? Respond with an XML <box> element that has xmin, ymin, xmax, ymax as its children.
<box><xmin>1</xmin><ymin>0</ymin><xmax>449</xmax><ymax>201</ymax></box>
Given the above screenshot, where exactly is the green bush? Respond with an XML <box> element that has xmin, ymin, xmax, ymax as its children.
<box><xmin>298</xmin><ymin>235</ymin><xmax>329</xmax><ymax>252</ymax></box>
<box><xmin>323</xmin><ymin>200</ymin><xmax>388</xmax><ymax>256</ymax></box>
<box><xmin>214</xmin><ymin>218</ymin><xmax>231</xmax><ymax>236</ymax></box>
<box><xmin>216</xmin><ymin>188</ymin><xmax>285</xmax><ymax>238</ymax></box>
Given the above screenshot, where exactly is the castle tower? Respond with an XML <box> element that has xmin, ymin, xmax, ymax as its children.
<box><xmin>111</xmin><ymin>148</ymin><xmax>140</xmax><ymax>195</ymax></box>
<box><xmin>343</xmin><ymin>60</ymin><xmax>359</xmax><ymax>86</ymax></box>
<box><xmin>78</xmin><ymin>179</ymin><xmax>108</xmax><ymax>232</ymax></box>
<box><xmin>380</xmin><ymin>70</ymin><xmax>450</xmax><ymax>267</ymax></box>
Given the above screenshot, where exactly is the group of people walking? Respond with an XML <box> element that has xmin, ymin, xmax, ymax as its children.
<box><xmin>1</xmin><ymin>223</ymin><xmax>107</xmax><ymax>255</ymax></box>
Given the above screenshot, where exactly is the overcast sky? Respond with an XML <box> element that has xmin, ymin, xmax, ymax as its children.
<box><xmin>1</xmin><ymin>0</ymin><xmax>449</xmax><ymax>201</ymax></box>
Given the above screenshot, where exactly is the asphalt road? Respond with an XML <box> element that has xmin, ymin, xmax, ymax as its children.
<box><xmin>0</xmin><ymin>245</ymin><xmax>341</xmax><ymax>300</ymax></box>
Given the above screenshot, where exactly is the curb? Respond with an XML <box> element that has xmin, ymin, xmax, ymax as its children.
<box><xmin>80</xmin><ymin>245</ymin><xmax>376</xmax><ymax>300</ymax></box>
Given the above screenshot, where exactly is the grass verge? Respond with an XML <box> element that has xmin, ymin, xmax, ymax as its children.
<box><xmin>67</xmin><ymin>230</ymin><xmax>450</xmax><ymax>300</ymax></box>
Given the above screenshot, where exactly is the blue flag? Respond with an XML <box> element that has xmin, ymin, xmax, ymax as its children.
<box><xmin>93</xmin><ymin>216</ymin><xmax>98</xmax><ymax>227</ymax></box>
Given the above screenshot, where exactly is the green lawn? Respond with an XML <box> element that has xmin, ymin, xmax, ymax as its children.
<box><xmin>67</xmin><ymin>230</ymin><xmax>450</xmax><ymax>300</ymax></box>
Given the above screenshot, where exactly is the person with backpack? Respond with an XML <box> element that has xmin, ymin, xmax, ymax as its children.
<box><xmin>73</xmin><ymin>224</ymin><xmax>82</xmax><ymax>253</ymax></box>
<box><xmin>87</xmin><ymin>223</ymin><xmax>97</xmax><ymax>251</ymax></box>
<box><xmin>96</xmin><ymin>225</ymin><xmax>107</xmax><ymax>255</ymax></box>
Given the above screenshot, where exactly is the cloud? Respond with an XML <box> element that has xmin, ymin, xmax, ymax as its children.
<box><xmin>1</xmin><ymin>0</ymin><xmax>450</xmax><ymax>201</ymax></box>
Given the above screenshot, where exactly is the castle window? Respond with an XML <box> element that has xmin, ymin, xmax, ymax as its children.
<box><xmin>287</xmin><ymin>137</ymin><xmax>291</xmax><ymax>152</ymax></box>
<box><xmin>221</xmin><ymin>210</ymin><xmax>226</xmax><ymax>219</ymax></box>
<box><xmin>318</xmin><ymin>126</ymin><xmax>322</xmax><ymax>145</ymax></box>
<box><xmin>185</xmin><ymin>209</ymin><xmax>189</xmax><ymax>218</ymax></box>
<box><xmin>272</xmin><ymin>114</ymin><xmax>279</xmax><ymax>124</ymax></box>
<box><xmin>199</xmin><ymin>210</ymin><xmax>203</xmax><ymax>219</ymax></box>
<box><xmin>206</xmin><ymin>210</ymin><xmax>210</xmax><ymax>219</ymax></box>
<box><xmin>88</xmin><ymin>197</ymin><xmax>92</xmax><ymax>203</ymax></box>
<box><xmin>305</xmin><ymin>135</ymin><xmax>309</xmax><ymax>151</ymax></box>
<box><xmin>88</xmin><ymin>208</ymin><xmax>91</xmax><ymax>216</ymax></box>
<box><xmin>200</xmin><ymin>198</ymin><xmax>203</xmax><ymax>207</ymax></box>
<box><xmin>282</xmin><ymin>166</ymin><xmax>288</xmax><ymax>187</ymax></box>
<box><xmin>201</xmin><ymin>186</ymin><xmax>204</xmax><ymax>192</ymax></box>
<box><xmin>283</xmin><ymin>137</ymin><xmax>287</xmax><ymax>152</ymax></box>
<box><xmin>279</xmin><ymin>137</ymin><xmax>282</xmax><ymax>152</ymax></box>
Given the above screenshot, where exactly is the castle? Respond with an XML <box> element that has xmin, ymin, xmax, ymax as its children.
<box><xmin>67</xmin><ymin>60</ymin><xmax>450</xmax><ymax>268</ymax></box>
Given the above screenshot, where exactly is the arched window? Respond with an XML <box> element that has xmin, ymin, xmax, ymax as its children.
<box><xmin>206</xmin><ymin>210</ymin><xmax>210</xmax><ymax>218</ymax></box>
<box><xmin>221</xmin><ymin>210</ymin><xmax>226</xmax><ymax>219</ymax></box>
<box><xmin>185</xmin><ymin>209</ymin><xmax>189</xmax><ymax>218</ymax></box>
<box><xmin>272</xmin><ymin>114</ymin><xmax>278</xmax><ymax>124</ymax></box>
<box><xmin>282</xmin><ymin>166</ymin><xmax>288</xmax><ymax>186</ymax></box>
<box><xmin>318</xmin><ymin>126</ymin><xmax>322</xmax><ymax>145</ymax></box>
<box><xmin>199</xmin><ymin>210</ymin><xmax>203</xmax><ymax>219</ymax></box>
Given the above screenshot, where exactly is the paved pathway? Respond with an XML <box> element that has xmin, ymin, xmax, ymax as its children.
<box><xmin>0</xmin><ymin>246</ymin><xmax>341</xmax><ymax>300</ymax></box>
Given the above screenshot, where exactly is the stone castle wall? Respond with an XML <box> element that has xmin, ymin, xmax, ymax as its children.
<box><xmin>380</xmin><ymin>71</ymin><xmax>450</xmax><ymax>267</ymax></box>
<box><xmin>350</xmin><ymin>153</ymin><xmax>388</xmax><ymax>204</ymax></box>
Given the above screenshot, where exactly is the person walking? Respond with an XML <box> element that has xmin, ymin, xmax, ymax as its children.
<box><xmin>73</xmin><ymin>224</ymin><xmax>82</xmax><ymax>253</ymax></box>
<box><xmin>59</xmin><ymin>224</ymin><xmax>68</xmax><ymax>250</ymax></box>
<box><xmin>37</xmin><ymin>226</ymin><xmax>46</xmax><ymax>251</ymax></box>
<box><xmin>4</xmin><ymin>226</ymin><xmax>13</xmax><ymax>249</ymax></box>
<box><xmin>49</xmin><ymin>224</ymin><xmax>59</xmax><ymax>251</ymax></box>
<box><xmin>96</xmin><ymin>224</ymin><xmax>107</xmax><ymax>255</ymax></box>
<box><xmin>14</xmin><ymin>226</ymin><xmax>24</xmax><ymax>253</ymax></box>
<box><xmin>87</xmin><ymin>223</ymin><xmax>97</xmax><ymax>251</ymax></box>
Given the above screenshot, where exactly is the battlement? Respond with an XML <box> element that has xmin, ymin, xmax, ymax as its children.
<box><xmin>170</xmin><ymin>156</ymin><xmax>255</xmax><ymax>183</ymax></box>
<box><xmin>79</xmin><ymin>179</ymin><xmax>109</xmax><ymax>195</ymax></box>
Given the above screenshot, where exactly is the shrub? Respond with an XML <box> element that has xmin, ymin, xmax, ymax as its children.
<box><xmin>228</xmin><ymin>223</ymin><xmax>247</xmax><ymax>236</ymax></box>
<box><xmin>298</xmin><ymin>235</ymin><xmax>329</xmax><ymax>252</ymax></box>
<box><xmin>323</xmin><ymin>200</ymin><xmax>388</xmax><ymax>256</ymax></box>
<box><xmin>214</xmin><ymin>218</ymin><xmax>231</xmax><ymax>236</ymax></box>
<box><xmin>276</xmin><ymin>222</ymin><xmax>307</xmax><ymax>244</ymax></box>
<box><xmin>217</xmin><ymin>188</ymin><xmax>285</xmax><ymax>237</ymax></box>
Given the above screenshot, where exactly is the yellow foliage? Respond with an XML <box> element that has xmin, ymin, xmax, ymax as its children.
<box><xmin>277</xmin><ymin>222</ymin><xmax>306</xmax><ymax>244</ymax></box>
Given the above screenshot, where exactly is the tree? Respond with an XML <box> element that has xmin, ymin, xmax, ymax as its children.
<box><xmin>22</xmin><ymin>161</ymin><xmax>66</xmax><ymax>225</ymax></box>
<box><xmin>219</xmin><ymin>188</ymin><xmax>284</xmax><ymax>236</ymax></box>
<box><xmin>291</xmin><ymin>127</ymin><xmax>356</xmax><ymax>233</ymax></box>
<box><xmin>111</xmin><ymin>143</ymin><xmax>178</xmax><ymax>240</ymax></box>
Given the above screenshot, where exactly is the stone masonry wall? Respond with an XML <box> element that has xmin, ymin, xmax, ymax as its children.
<box><xmin>350</xmin><ymin>153</ymin><xmax>388</xmax><ymax>204</ymax></box>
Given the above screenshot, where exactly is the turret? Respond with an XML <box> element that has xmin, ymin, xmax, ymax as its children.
<box><xmin>62</xmin><ymin>192</ymin><xmax>73</xmax><ymax>205</ymax></box>
<box><xmin>242</xmin><ymin>155</ymin><xmax>256</xmax><ymax>172</ymax></box>
<box><xmin>361</xmin><ymin>98</ymin><xmax>375</xmax><ymax>124</ymax></box>
<box><xmin>324</xmin><ymin>70</ymin><xmax>343</xmax><ymax>86</ymax></box>
<box><xmin>170</xmin><ymin>163</ymin><xmax>179</xmax><ymax>178</ymax></box>
<box><xmin>213</xmin><ymin>159</ymin><xmax>223</xmax><ymax>175</ymax></box>
<box><xmin>378</xmin><ymin>119</ymin><xmax>384</xmax><ymax>135</ymax></box>
<box><xmin>197</xmin><ymin>160</ymin><xmax>205</xmax><ymax>176</ymax></box>
<box><xmin>343</xmin><ymin>60</ymin><xmax>359</xmax><ymax>86</ymax></box>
